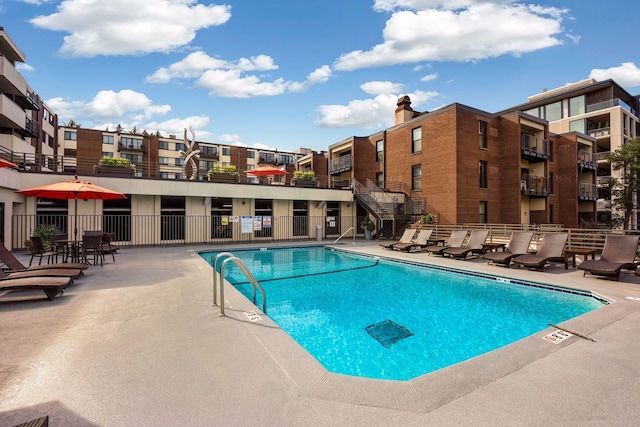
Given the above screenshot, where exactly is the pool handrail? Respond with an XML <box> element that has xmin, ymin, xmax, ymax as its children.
<box><xmin>218</xmin><ymin>256</ymin><xmax>267</xmax><ymax>317</ymax></box>
<box><xmin>212</xmin><ymin>252</ymin><xmax>235</xmax><ymax>307</ymax></box>
<box><xmin>333</xmin><ymin>226</ymin><xmax>355</xmax><ymax>244</ymax></box>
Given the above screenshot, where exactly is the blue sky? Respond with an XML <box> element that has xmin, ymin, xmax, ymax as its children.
<box><xmin>4</xmin><ymin>0</ymin><xmax>640</xmax><ymax>152</ymax></box>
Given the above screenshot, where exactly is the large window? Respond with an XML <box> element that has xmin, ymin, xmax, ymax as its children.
<box><xmin>479</xmin><ymin>201</ymin><xmax>487</xmax><ymax>223</ymax></box>
<box><xmin>103</xmin><ymin>196</ymin><xmax>131</xmax><ymax>242</ymax></box>
<box><xmin>569</xmin><ymin>95</ymin><xmax>585</xmax><ymax>117</ymax></box>
<box><xmin>569</xmin><ymin>119</ymin><xmax>585</xmax><ymax>133</ymax></box>
<box><xmin>158</xmin><ymin>141</ymin><xmax>169</xmax><ymax>150</ymax></box>
<box><xmin>412</xmin><ymin>164</ymin><xmax>422</xmax><ymax>191</ymax></box>
<box><xmin>412</xmin><ymin>127</ymin><xmax>422</xmax><ymax>153</ymax></box>
<box><xmin>64</xmin><ymin>131</ymin><xmax>77</xmax><ymax>141</ymax></box>
<box><xmin>121</xmin><ymin>153</ymin><xmax>142</xmax><ymax>165</ymax></box>
<box><xmin>102</xmin><ymin>135</ymin><xmax>114</xmax><ymax>144</ymax></box>
<box><xmin>376</xmin><ymin>139</ymin><xmax>384</xmax><ymax>163</ymax></box>
<box><xmin>211</xmin><ymin>197</ymin><xmax>233</xmax><ymax>239</ymax></box>
<box><xmin>479</xmin><ymin>161</ymin><xmax>488</xmax><ymax>188</ymax></box>
<box><xmin>544</xmin><ymin>101</ymin><xmax>562</xmax><ymax>121</ymax></box>
<box><xmin>293</xmin><ymin>200</ymin><xmax>308</xmax><ymax>237</ymax></box>
<box><xmin>254</xmin><ymin>199</ymin><xmax>273</xmax><ymax>238</ymax></box>
<box><xmin>121</xmin><ymin>137</ymin><xmax>143</xmax><ymax>149</ymax></box>
<box><xmin>161</xmin><ymin>196</ymin><xmax>185</xmax><ymax>241</ymax></box>
<box><xmin>479</xmin><ymin>121</ymin><xmax>487</xmax><ymax>149</ymax></box>
<box><xmin>222</xmin><ymin>147</ymin><xmax>231</xmax><ymax>156</ymax></box>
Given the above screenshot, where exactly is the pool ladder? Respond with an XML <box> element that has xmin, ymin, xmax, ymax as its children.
<box><xmin>333</xmin><ymin>226</ymin><xmax>355</xmax><ymax>244</ymax></box>
<box><xmin>212</xmin><ymin>252</ymin><xmax>267</xmax><ymax>317</ymax></box>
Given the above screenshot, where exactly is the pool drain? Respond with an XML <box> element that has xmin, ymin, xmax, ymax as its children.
<box><xmin>365</xmin><ymin>319</ymin><xmax>413</xmax><ymax>348</ymax></box>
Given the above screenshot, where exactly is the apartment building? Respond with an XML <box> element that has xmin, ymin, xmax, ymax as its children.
<box><xmin>499</xmin><ymin>79</ymin><xmax>640</xmax><ymax>227</ymax></box>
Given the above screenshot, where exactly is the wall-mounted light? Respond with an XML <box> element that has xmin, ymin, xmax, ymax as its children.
<box><xmin>242</xmin><ymin>199</ymin><xmax>246</xmax><ymax>205</ymax></box>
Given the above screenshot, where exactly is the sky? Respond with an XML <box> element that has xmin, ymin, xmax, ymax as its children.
<box><xmin>3</xmin><ymin>0</ymin><xmax>640</xmax><ymax>153</ymax></box>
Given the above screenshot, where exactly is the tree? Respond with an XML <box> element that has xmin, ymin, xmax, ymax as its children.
<box><xmin>607</xmin><ymin>137</ymin><xmax>640</xmax><ymax>229</ymax></box>
<box><xmin>65</xmin><ymin>118</ymin><xmax>81</xmax><ymax>127</ymax></box>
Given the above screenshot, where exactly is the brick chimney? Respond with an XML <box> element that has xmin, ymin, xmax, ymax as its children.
<box><xmin>395</xmin><ymin>95</ymin><xmax>413</xmax><ymax>125</ymax></box>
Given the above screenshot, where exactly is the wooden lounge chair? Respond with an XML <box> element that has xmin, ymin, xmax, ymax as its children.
<box><xmin>393</xmin><ymin>229</ymin><xmax>433</xmax><ymax>252</ymax></box>
<box><xmin>425</xmin><ymin>230</ymin><xmax>468</xmax><ymax>256</ymax></box>
<box><xmin>578</xmin><ymin>235</ymin><xmax>640</xmax><ymax>280</ymax></box>
<box><xmin>444</xmin><ymin>230</ymin><xmax>490</xmax><ymax>260</ymax></box>
<box><xmin>512</xmin><ymin>233</ymin><xmax>568</xmax><ymax>271</ymax></box>
<box><xmin>483</xmin><ymin>232</ymin><xmax>534</xmax><ymax>267</ymax></box>
<box><xmin>0</xmin><ymin>274</ymin><xmax>71</xmax><ymax>301</ymax></box>
<box><xmin>0</xmin><ymin>241</ymin><xmax>89</xmax><ymax>273</ymax></box>
<box><xmin>0</xmin><ymin>267</ymin><xmax>82</xmax><ymax>281</ymax></box>
<box><xmin>379</xmin><ymin>229</ymin><xmax>416</xmax><ymax>249</ymax></box>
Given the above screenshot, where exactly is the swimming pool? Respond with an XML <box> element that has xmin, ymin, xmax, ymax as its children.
<box><xmin>200</xmin><ymin>246</ymin><xmax>606</xmax><ymax>381</ymax></box>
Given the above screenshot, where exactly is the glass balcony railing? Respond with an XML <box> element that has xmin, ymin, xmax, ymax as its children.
<box><xmin>586</xmin><ymin>98</ymin><xmax>635</xmax><ymax>116</ymax></box>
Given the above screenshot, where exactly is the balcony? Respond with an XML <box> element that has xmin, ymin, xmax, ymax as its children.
<box><xmin>118</xmin><ymin>142</ymin><xmax>144</xmax><ymax>152</ymax></box>
<box><xmin>596</xmin><ymin>199</ymin><xmax>610</xmax><ymax>210</ymax></box>
<box><xmin>578</xmin><ymin>183</ymin><xmax>597</xmax><ymax>201</ymax></box>
<box><xmin>15</xmin><ymin>86</ymin><xmax>39</xmax><ymax>111</ymax></box>
<box><xmin>329</xmin><ymin>154</ymin><xmax>352</xmax><ymax>175</ymax></box>
<box><xmin>586</xmin><ymin>98</ymin><xmax>634</xmax><ymax>115</ymax></box>
<box><xmin>16</xmin><ymin>116</ymin><xmax>39</xmax><ymax>138</ymax></box>
<box><xmin>578</xmin><ymin>150</ymin><xmax>597</xmax><ymax>171</ymax></box>
<box><xmin>597</xmin><ymin>176</ymin><xmax>611</xmax><ymax>187</ymax></box>
<box><xmin>520</xmin><ymin>134</ymin><xmax>549</xmax><ymax>160</ymax></box>
<box><xmin>587</xmin><ymin>127</ymin><xmax>610</xmax><ymax>139</ymax></box>
<box><xmin>521</xmin><ymin>174</ymin><xmax>548</xmax><ymax>197</ymax></box>
<box><xmin>198</xmin><ymin>147</ymin><xmax>219</xmax><ymax>160</ymax></box>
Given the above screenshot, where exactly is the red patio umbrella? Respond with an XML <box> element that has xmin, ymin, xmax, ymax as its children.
<box><xmin>17</xmin><ymin>176</ymin><xmax>127</xmax><ymax>241</ymax></box>
<box><xmin>0</xmin><ymin>158</ymin><xmax>18</xmax><ymax>169</ymax></box>
<box><xmin>246</xmin><ymin>165</ymin><xmax>288</xmax><ymax>177</ymax></box>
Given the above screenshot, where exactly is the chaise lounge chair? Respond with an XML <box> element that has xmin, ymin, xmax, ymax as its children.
<box><xmin>511</xmin><ymin>233</ymin><xmax>568</xmax><ymax>271</ymax></box>
<box><xmin>0</xmin><ymin>241</ymin><xmax>89</xmax><ymax>273</ymax></box>
<box><xmin>444</xmin><ymin>230</ymin><xmax>490</xmax><ymax>260</ymax></box>
<box><xmin>393</xmin><ymin>229</ymin><xmax>433</xmax><ymax>252</ymax></box>
<box><xmin>483</xmin><ymin>231</ymin><xmax>534</xmax><ymax>267</ymax></box>
<box><xmin>379</xmin><ymin>229</ymin><xmax>416</xmax><ymax>249</ymax></box>
<box><xmin>578</xmin><ymin>235</ymin><xmax>640</xmax><ymax>281</ymax></box>
<box><xmin>0</xmin><ymin>267</ymin><xmax>82</xmax><ymax>281</ymax></box>
<box><xmin>424</xmin><ymin>230</ymin><xmax>468</xmax><ymax>256</ymax></box>
<box><xmin>0</xmin><ymin>274</ymin><xmax>71</xmax><ymax>301</ymax></box>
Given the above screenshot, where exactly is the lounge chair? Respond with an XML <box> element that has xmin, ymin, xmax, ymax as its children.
<box><xmin>393</xmin><ymin>229</ymin><xmax>434</xmax><ymax>252</ymax></box>
<box><xmin>0</xmin><ymin>241</ymin><xmax>89</xmax><ymax>273</ymax></box>
<box><xmin>379</xmin><ymin>229</ymin><xmax>416</xmax><ymax>249</ymax></box>
<box><xmin>0</xmin><ymin>266</ymin><xmax>82</xmax><ymax>281</ymax></box>
<box><xmin>512</xmin><ymin>233</ymin><xmax>568</xmax><ymax>271</ymax></box>
<box><xmin>483</xmin><ymin>232</ymin><xmax>534</xmax><ymax>267</ymax></box>
<box><xmin>0</xmin><ymin>274</ymin><xmax>71</xmax><ymax>301</ymax></box>
<box><xmin>444</xmin><ymin>230</ymin><xmax>490</xmax><ymax>260</ymax></box>
<box><xmin>578</xmin><ymin>235</ymin><xmax>640</xmax><ymax>280</ymax></box>
<box><xmin>424</xmin><ymin>230</ymin><xmax>468</xmax><ymax>256</ymax></box>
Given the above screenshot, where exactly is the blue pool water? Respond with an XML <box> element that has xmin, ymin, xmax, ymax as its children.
<box><xmin>200</xmin><ymin>247</ymin><xmax>605</xmax><ymax>381</ymax></box>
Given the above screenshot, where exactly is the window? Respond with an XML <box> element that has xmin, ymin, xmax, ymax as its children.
<box><xmin>479</xmin><ymin>201</ymin><xmax>487</xmax><ymax>223</ymax></box>
<box><xmin>102</xmin><ymin>135</ymin><xmax>114</xmax><ymax>144</ymax></box>
<box><xmin>175</xmin><ymin>158</ymin><xmax>185</xmax><ymax>166</ymax></box>
<box><xmin>412</xmin><ymin>127</ymin><xmax>422</xmax><ymax>153</ymax></box>
<box><xmin>102</xmin><ymin>152</ymin><xmax>113</xmax><ymax>158</ymax></box>
<box><xmin>479</xmin><ymin>161</ymin><xmax>488</xmax><ymax>188</ymax></box>
<box><xmin>211</xmin><ymin>198</ymin><xmax>233</xmax><ymax>239</ymax></box>
<box><xmin>544</xmin><ymin>101</ymin><xmax>562</xmax><ymax>121</ymax></box>
<box><xmin>247</xmin><ymin>150</ymin><xmax>255</xmax><ymax>159</ymax></box>
<box><xmin>376</xmin><ymin>172</ymin><xmax>384</xmax><ymax>188</ymax></box>
<box><xmin>376</xmin><ymin>139</ymin><xmax>384</xmax><ymax>163</ymax></box>
<box><xmin>158</xmin><ymin>141</ymin><xmax>169</xmax><ymax>150</ymax></box>
<box><xmin>260</xmin><ymin>152</ymin><xmax>275</xmax><ymax>163</ymax></box>
<box><xmin>175</xmin><ymin>143</ymin><xmax>186</xmax><ymax>152</ymax></box>
<box><xmin>222</xmin><ymin>162</ymin><xmax>230</xmax><ymax>167</ymax></box>
<box><xmin>161</xmin><ymin>196</ymin><xmax>185</xmax><ymax>240</ymax></box>
<box><xmin>222</xmin><ymin>147</ymin><xmax>230</xmax><ymax>156</ymax></box>
<box><xmin>479</xmin><ymin>121</ymin><xmax>488</xmax><ymax>149</ymax></box>
<box><xmin>246</xmin><ymin>164</ymin><xmax>255</xmax><ymax>170</ymax></box>
<box><xmin>64</xmin><ymin>131</ymin><xmax>77</xmax><ymax>141</ymax></box>
<box><xmin>121</xmin><ymin>137</ymin><xmax>143</xmax><ymax>150</ymax></box>
<box><xmin>159</xmin><ymin>157</ymin><xmax>169</xmax><ymax>165</ymax></box>
<box><xmin>569</xmin><ymin>95</ymin><xmax>585</xmax><ymax>117</ymax></box>
<box><xmin>292</xmin><ymin>200</ymin><xmax>308</xmax><ymax>237</ymax></box>
<box><xmin>412</xmin><ymin>164</ymin><xmax>422</xmax><ymax>191</ymax></box>
<box><xmin>279</xmin><ymin>154</ymin><xmax>293</xmax><ymax>165</ymax></box>
<box><xmin>200</xmin><ymin>146</ymin><xmax>217</xmax><ymax>157</ymax></box>
<box><xmin>160</xmin><ymin>172</ymin><xmax>169</xmax><ymax>179</ymax></box>
<box><xmin>175</xmin><ymin>173</ymin><xmax>183</xmax><ymax>180</ymax></box>
<box><xmin>122</xmin><ymin>153</ymin><xmax>142</xmax><ymax>165</ymax></box>
<box><xmin>63</xmin><ymin>148</ymin><xmax>77</xmax><ymax>157</ymax></box>
<box><xmin>569</xmin><ymin>119</ymin><xmax>585</xmax><ymax>133</ymax></box>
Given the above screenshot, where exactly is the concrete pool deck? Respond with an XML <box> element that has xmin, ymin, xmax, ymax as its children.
<box><xmin>1</xmin><ymin>241</ymin><xmax>640</xmax><ymax>426</ymax></box>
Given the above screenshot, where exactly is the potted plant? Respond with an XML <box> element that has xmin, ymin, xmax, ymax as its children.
<box><xmin>360</xmin><ymin>216</ymin><xmax>376</xmax><ymax>240</ymax></box>
<box><xmin>292</xmin><ymin>170</ymin><xmax>317</xmax><ymax>187</ymax></box>
<box><xmin>416</xmin><ymin>213</ymin><xmax>436</xmax><ymax>228</ymax></box>
<box><xmin>94</xmin><ymin>156</ymin><xmax>135</xmax><ymax>176</ymax></box>
<box><xmin>207</xmin><ymin>164</ymin><xmax>238</xmax><ymax>182</ymax></box>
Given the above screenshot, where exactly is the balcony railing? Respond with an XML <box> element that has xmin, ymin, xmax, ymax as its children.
<box><xmin>596</xmin><ymin>151</ymin><xmax>610</xmax><ymax>162</ymax></box>
<box><xmin>578</xmin><ymin>183</ymin><xmax>598</xmax><ymax>201</ymax></box>
<box><xmin>578</xmin><ymin>150</ymin><xmax>597</xmax><ymax>171</ymax></box>
<box><xmin>586</xmin><ymin>98</ymin><xmax>634</xmax><ymax>115</ymax></box>
<box><xmin>520</xmin><ymin>134</ymin><xmax>549</xmax><ymax>159</ymax></box>
<box><xmin>587</xmin><ymin>127</ymin><xmax>610</xmax><ymax>138</ymax></box>
<box><xmin>521</xmin><ymin>174</ymin><xmax>548</xmax><ymax>196</ymax></box>
<box><xmin>597</xmin><ymin>176</ymin><xmax>611</xmax><ymax>186</ymax></box>
<box><xmin>329</xmin><ymin>154</ymin><xmax>352</xmax><ymax>174</ymax></box>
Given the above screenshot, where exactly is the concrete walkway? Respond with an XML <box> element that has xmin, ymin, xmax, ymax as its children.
<box><xmin>1</xmin><ymin>242</ymin><xmax>640</xmax><ymax>426</ymax></box>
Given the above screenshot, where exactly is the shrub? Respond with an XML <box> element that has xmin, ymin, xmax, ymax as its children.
<box><xmin>293</xmin><ymin>170</ymin><xmax>316</xmax><ymax>181</ymax></box>
<box><xmin>99</xmin><ymin>156</ymin><xmax>131</xmax><ymax>168</ymax></box>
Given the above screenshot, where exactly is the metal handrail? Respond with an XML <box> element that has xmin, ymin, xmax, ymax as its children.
<box><xmin>212</xmin><ymin>252</ymin><xmax>235</xmax><ymax>306</ymax></box>
<box><xmin>333</xmin><ymin>226</ymin><xmax>355</xmax><ymax>244</ymax></box>
<box><xmin>218</xmin><ymin>256</ymin><xmax>266</xmax><ymax>317</ymax></box>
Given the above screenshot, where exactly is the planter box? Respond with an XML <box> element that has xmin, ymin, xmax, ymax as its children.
<box><xmin>209</xmin><ymin>174</ymin><xmax>239</xmax><ymax>183</ymax></box>
<box><xmin>292</xmin><ymin>179</ymin><xmax>317</xmax><ymax>188</ymax></box>
<box><xmin>94</xmin><ymin>165</ymin><xmax>135</xmax><ymax>177</ymax></box>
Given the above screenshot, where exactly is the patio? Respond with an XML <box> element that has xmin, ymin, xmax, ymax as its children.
<box><xmin>1</xmin><ymin>242</ymin><xmax>640</xmax><ymax>426</ymax></box>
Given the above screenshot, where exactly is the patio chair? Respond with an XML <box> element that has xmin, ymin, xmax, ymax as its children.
<box><xmin>483</xmin><ymin>232</ymin><xmax>534</xmax><ymax>267</ymax></box>
<box><xmin>393</xmin><ymin>229</ymin><xmax>434</xmax><ymax>252</ymax></box>
<box><xmin>379</xmin><ymin>229</ymin><xmax>416</xmax><ymax>249</ymax></box>
<box><xmin>578</xmin><ymin>235</ymin><xmax>640</xmax><ymax>281</ymax></box>
<box><xmin>424</xmin><ymin>230</ymin><xmax>468</xmax><ymax>256</ymax></box>
<box><xmin>81</xmin><ymin>233</ymin><xmax>104</xmax><ymax>266</ymax></box>
<box><xmin>512</xmin><ymin>233</ymin><xmax>568</xmax><ymax>271</ymax></box>
<box><xmin>444</xmin><ymin>230</ymin><xmax>490</xmax><ymax>260</ymax></box>
<box><xmin>49</xmin><ymin>233</ymin><xmax>69</xmax><ymax>263</ymax></box>
<box><xmin>0</xmin><ymin>271</ymin><xmax>71</xmax><ymax>301</ymax></box>
<box><xmin>0</xmin><ymin>241</ymin><xmax>89</xmax><ymax>273</ymax></box>
<box><xmin>28</xmin><ymin>236</ymin><xmax>57</xmax><ymax>266</ymax></box>
<box><xmin>100</xmin><ymin>232</ymin><xmax>119</xmax><ymax>262</ymax></box>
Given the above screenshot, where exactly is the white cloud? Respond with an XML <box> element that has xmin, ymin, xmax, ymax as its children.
<box><xmin>316</xmin><ymin>86</ymin><xmax>438</xmax><ymax>129</ymax></box>
<box><xmin>420</xmin><ymin>72</ymin><xmax>438</xmax><ymax>82</ymax></box>
<box><xmin>335</xmin><ymin>2</ymin><xmax>568</xmax><ymax>70</ymax></box>
<box><xmin>146</xmin><ymin>51</ymin><xmax>331</xmax><ymax>98</ymax></box>
<box><xmin>16</xmin><ymin>63</ymin><xmax>35</xmax><ymax>73</ymax></box>
<box><xmin>589</xmin><ymin>62</ymin><xmax>640</xmax><ymax>88</ymax></box>
<box><xmin>30</xmin><ymin>0</ymin><xmax>231</xmax><ymax>57</ymax></box>
<box><xmin>361</xmin><ymin>81</ymin><xmax>404</xmax><ymax>95</ymax></box>
<box><xmin>140</xmin><ymin>115</ymin><xmax>211</xmax><ymax>139</ymax></box>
